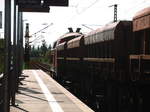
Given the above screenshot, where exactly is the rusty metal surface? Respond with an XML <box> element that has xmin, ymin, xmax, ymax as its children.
<box><xmin>57</xmin><ymin>42</ymin><xmax>66</xmax><ymax>51</ymax></box>
<box><xmin>67</xmin><ymin>36</ymin><xmax>83</xmax><ymax>49</ymax></box>
<box><xmin>133</xmin><ymin>7</ymin><xmax>150</xmax><ymax>19</ymax></box>
<box><xmin>129</xmin><ymin>55</ymin><xmax>150</xmax><ymax>60</ymax></box>
<box><xmin>133</xmin><ymin>7</ymin><xmax>150</xmax><ymax>31</ymax></box>
<box><xmin>133</xmin><ymin>15</ymin><xmax>150</xmax><ymax>31</ymax></box>
<box><xmin>84</xmin><ymin>21</ymin><xmax>132</xmax><ymax>45</ymax></box>
<box><xmin>59</xmin><ymin>32</ymin><xmax>82</xmax><ymax>40</ymax></box>
<box><xmin>84</xmin><ymin>22</ymin><xmax>119</xmax><ymax>45</ymax></box>
<box><xmin>56</xmin><ymin>32</ymin><xmax>83</xmax><ymax>45</ymax></box>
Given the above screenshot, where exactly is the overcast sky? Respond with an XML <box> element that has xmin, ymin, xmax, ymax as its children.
<box><xmin>0</xmin><ymin>0</ymin><xmax>150</xmax><ymax>46</ymax></box>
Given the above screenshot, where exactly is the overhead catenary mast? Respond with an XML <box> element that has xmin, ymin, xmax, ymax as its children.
<box><xmin>24</xmin><ymin>23</ymin><xmax>30</xmax><ymax>68</ymax></box>
<box><xmin>109</xmin><ymin>4</ymin><xmax>118</xmax><ymax>22</ymax></box>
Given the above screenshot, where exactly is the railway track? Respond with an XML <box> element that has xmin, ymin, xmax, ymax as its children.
<box><xmin>30</xmin><ymin>61</ymin><xmax>51</xmax><ymax>73</ymax></box>
<box><xmin>30</xmin><ymin>61</ymin><xmax>98</xmax><ymax>111</ymax></box>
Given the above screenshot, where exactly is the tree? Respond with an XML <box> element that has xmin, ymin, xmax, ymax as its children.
<box><xmin>48</xmin><ymin>44</ymin><xmax>51</xmax><ymax>50</ymax></box>
<box><xmin>40</xmin><ymin>40</ymin><xmax>48</xmax><ymax>56</ymax></box>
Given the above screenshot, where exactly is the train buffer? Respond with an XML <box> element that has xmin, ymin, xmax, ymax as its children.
<box><xmin>10</xmin><ymin>70</ymin><xmax>94</xmax><ymax>112</ymax></box>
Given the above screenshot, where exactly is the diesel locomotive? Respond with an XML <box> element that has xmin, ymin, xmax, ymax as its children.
<box><xmin>51</xmin><ymin>7</ymin><xmax>150</xmax><ymax>112</ymax></box>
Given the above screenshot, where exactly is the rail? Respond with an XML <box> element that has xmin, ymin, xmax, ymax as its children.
<box><xmin>30</xmin><ymin>61</ymin><xmax>51</xmax><ymax>73</ymax></box>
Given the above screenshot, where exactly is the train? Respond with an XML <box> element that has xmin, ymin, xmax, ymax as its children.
<box><xmin>50</xmin><ymin>7</ymin><xmax>150</xmax><ymax>112</ymax></box>
<box><xmin>0</xmin><ymin>39</ymin><xmax>4</xmax><ymax>74</ymax></box>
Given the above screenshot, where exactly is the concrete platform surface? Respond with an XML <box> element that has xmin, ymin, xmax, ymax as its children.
<box><xmin>10</xmin><ymin>70</ymin><xmax>94</xmax><ymax>112</ymax></box>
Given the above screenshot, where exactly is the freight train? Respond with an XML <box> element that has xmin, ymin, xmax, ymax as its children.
<box><xmin>0</xmin><ymin>39</ymin><xmax>4</xmax><ymax>74</ymax></box>
<box><xmin>50</xmin><ymin>7</ymin><xmax>150</xmax><ymax>112</ymax></box>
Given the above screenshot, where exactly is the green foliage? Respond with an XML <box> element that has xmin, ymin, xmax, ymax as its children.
<box><xmin>44</xmin><ymin>50</ymin><xmax>51</xmax><ymax>64</ymax></box>
<box><xmin>30</xmin><ymin>46</ymin><xmax>41</xmax><ymax>57</ymax></box>
<box><xmin>0</xmin><ymin>39</ymin><xmax>4</xmax><ymax>74</ymax></box>
<box><xmin>30</xmin><ymin>40</ymin><xmax>52</xmax><ymax>64</ymax></box>
<box><xmin>41</xmin><ymin>40</ymin><xmax>48</xmax><ymax>57</ymax></box>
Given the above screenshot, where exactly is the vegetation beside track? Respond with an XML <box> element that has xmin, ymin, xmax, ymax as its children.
<box><xmin>29</xmin><ymin>39</ymin><xmax>52</xmax><ymax>71</ymax></box>
<box><xmin>30</xmin><ymin>40</ymin><xmax>52</xmax><ymax>65</ymax></box>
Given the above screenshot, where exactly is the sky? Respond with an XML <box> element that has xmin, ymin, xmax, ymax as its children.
<box><xmin>0</xmin><ymin>0</ymin><xmax>150</xmax><ymax>47</ymax></box>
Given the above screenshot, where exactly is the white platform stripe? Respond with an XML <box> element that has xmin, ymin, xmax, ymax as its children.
<box><xmin>32</xmin><ymin>70</ymin><xmax>64</xmax><ymax>112</ymax></box>
<box><xmin>40</xmin><ymin>70</ymin><xmax>94</xmax><ymax>112</ymax></box>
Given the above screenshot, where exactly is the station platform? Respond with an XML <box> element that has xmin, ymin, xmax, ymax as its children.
<box><xmin>10</xmin><ymin>70</ymin><xmax>94</xmax><ymax>112</ymax></box>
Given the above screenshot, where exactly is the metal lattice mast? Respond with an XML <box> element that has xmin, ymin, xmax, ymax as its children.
<box><xmin>114</xmin><ymin>4</ymin><xmax>117</xmax><ymax>22</ymax></box>
<box><xmin>109</xmin><ymin>4</ymin><xmax>118</xmax><ymax>22</ymax></box>
<box><xmin>24</xmin><ymin>23</ymin><xmax>30</xmax><ymax>67</ymax></box>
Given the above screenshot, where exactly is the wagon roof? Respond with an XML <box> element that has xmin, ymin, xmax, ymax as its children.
<box><xmin>133</xmin><ymin>7</ymin><xmax>150</xmax><ymax>19</ymax></box>
<box><xmin>57</xmin><ymin>41</ymin><xmax>66</xmax><ymax>46</ymax></box>
<box><xmin>85</xmin><ymin>21</ymin><xmax>119</xmax><ymax>37</ymax></box>
<box><xmin>67</xmin><ymin>35</ymin><xmax>84</xmax><ymax>49</ymax></box>
<box><xmin>67</xmin><ymin>35</ymin><xmax>83</xmax><ymax>44</ymax></box>
<box><xmin>59</xmin><ymin>32</ymin><xmax>82</xmax><ymax>39</ymax></box>
<box><xmin>57</xmin><ymin>42</ymin><xmax>66</xmax><ymax>51</ymax></box>
<box><xmin>84</xmin><ymin>21</ymin><xmax>132</xmax><ymax>45</ymax></box>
